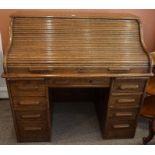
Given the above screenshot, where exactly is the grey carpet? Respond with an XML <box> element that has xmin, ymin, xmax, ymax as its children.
<box><xmin>0</xmin><ymin>99</ymin><xmax>154</xmax><ymax>145</ymax></box>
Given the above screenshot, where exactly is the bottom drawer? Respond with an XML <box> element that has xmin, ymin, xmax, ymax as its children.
<box><xmin>17</xmin><ymin>121</ymin><xmax>50</xmax><ymax>142</ymax></box>
<box><xmin>103</xmin><ymin>119</ymin><xmax>136</xmax><ymax>139</ymax></box>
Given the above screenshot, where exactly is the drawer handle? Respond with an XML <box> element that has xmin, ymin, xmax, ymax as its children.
<box><xmin>18</xmin><ymin>101</ymin><xmax>40</xmax><ymax>105</ymax></box>
<box><xmin>120</xmin><ymin>85</ymin><xmax>139</xmax><ymax>90</ymax></box>
<box><xmin>108</xmin><ymin>67</ymin><xmax>130</xmax><ymax>71</ymax></box>
<box><xmin>17</xmin><ymin>86</ymin><xmax>39</xmax><ymax>90</ymax></box>
<box><xmin>54</xmin><ymin>80</ymin><xmax>69</xmax><ymax>85</ymax></box>
<box><xmin>115</xmin><ymin>112</ymin><xmax>133</xmax><ymax>117</ymax></box>
<box><xmin>109</xmin><ymin>105</ymin><xmax>139</xmax><ymax>109</ymax></box>
<box><xmin>117</xmin><ymin>99</ymin><xmax>136</xmax><ymax>103</ymax></box>
<box><xmin>21</xmin><ymin>114</ymin><xmax>41</xmax><ymax>119</ymax></box>
<box><xmin>29</xmin><ymin>67</ymin><xmax>54</xmax><ymax>73</ymax></box>
<box><xmin>24</xmin><ymin>127</ymin><xmax>42</xmax><ymax>131</ymax></box>
<box><xmin>112</xmin><ymin>124</ymin><xmax>130</xmax><ymax>129</ymax></box>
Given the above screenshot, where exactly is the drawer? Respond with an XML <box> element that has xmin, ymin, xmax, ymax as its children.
<box><xmin>16</xmin><ymin>121</ymin><xmax>50</xmax><ymax>142</ymax></box>
<box><xmin>15</xmin><ymin>110</ymin><xmax>48</xmax><ymax>122</ymax></box>
<box><xmin>112</xmin><ymin>78</ymin><xmax>147</xmax><ymax>93</ymax></box>
<box><xmin>109</xmin><ymin>94</ymin><xmax>142</xmax><ymax>107</ymax></box>
<box><xmin>108</xmin><ymin>108</ymin><xmax>138</xmax><ymax>120</ymax></box>
<box><xmin>103</xmin><ymin>119</ymin><xmax>136</xmax><ymax>139</ymax></box>
<box><xmin>46</xmin><ymin>77</ymin><xmax>110</xmax><ymax>87</ymax></box>
<box><xmin>12</xmin><ymin>96</ymin><xmax>47</xmax><ymax>110</ymax></box>
<box><xmin>10</xmin><ymin>80</ymin><xmax>45</xmax><ymax>96</ymax></box>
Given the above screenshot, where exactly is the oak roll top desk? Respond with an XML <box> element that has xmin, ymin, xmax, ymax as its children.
<box><xmin>2</xmin><ymin>12</ymin><xmax>153</xmax><ymax>142</ymax></box>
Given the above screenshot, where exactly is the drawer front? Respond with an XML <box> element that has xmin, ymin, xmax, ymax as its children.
<box><xmin>17</xmin><ymin>121</ymin><xmax>50</xmax><ymax>142</ymax></box>
<box><xmin>112</xmin><ymin>78</ymin><xmax>147</xmax><ymax>93</ymax></box>
<box><xmin>12</xmin><ymin>96</ymin><xmax>47</xmax><ymax>110</ymax></box>
<box><xmin>15</xmin><ymin>110</ymin><xmax>48</xmax><ymax>122</ymax></box>
<box><xmin>46</xmin><ymin>77</ymin><xmax>110</xmax><ymax>87</ymax></box>
<box><xmin>10</xmin><ymin>80</ymin><xmax>45</xmax><ymax>96</ymax></box>
<box><xmin>109</xmin><ymin>94</ymin><xmax>142</xmax><ymax>107</ymax></box>
<box><xmin>103</xmin><ymin>119</ymin><xmax>136</xmax><ymax>139</ymax></box>
<box><xmin>108</xmin><ymin>108</ymin><xmax>138</xmax><ymax>120</ymax></box>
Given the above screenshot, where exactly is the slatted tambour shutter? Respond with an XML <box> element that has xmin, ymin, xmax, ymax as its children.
<box><xmin>7</xmin><ymin>17</ymin><xmax>149</xmax><ymax>74</ymax></box>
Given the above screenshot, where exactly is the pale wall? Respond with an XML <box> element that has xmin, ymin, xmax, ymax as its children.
<box><xmin>0</xmin><ymin>9</ymin><xmax>155</xmax><ymax>53</ymax></box>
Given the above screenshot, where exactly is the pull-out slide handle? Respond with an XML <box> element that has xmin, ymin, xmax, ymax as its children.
<box><xmin>29</xmin><ymin>67</ymin><xmax>54</xmax><ymax>73</ymax></box>
<box><xmin>108</xmin><ymin>67</ymin><xmax>131</xmax><ymax>71</ymax></box>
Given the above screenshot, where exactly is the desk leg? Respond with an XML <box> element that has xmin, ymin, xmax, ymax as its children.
<box><xmin>143</xmin><ymin>119</ymin><xmax>155</xmax><ymax>144</ymax></box>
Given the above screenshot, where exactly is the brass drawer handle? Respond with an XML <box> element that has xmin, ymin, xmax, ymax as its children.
<box><xmin>117</xmin><ymin>99</ymin><xmax>136</xmax><ymax>103</ymax></box>
<box><xmin>29</xmin><ymin>67</ymin><xmax>54</xmax><ymax>73</ymax></box>
<box><xmin>21</xmin><ymin>114</ymin><xmax>41</xmax><ymax>119</ymax></box>
<box><xmin>108</xmin><ymin>67</ymin><xmax>130</xmax><ymax>71</ymax></box>
<box><xmin>120</xmin><ymin>85</ymin><xmax>139</xmax><ymax>90</ymax></box>
<box><xmin>54</xmin><ymin>80</ymin><xmax>69</xmax><ymax>85</ymax></box>
<box><xmin>112</xmin><ymin>124</ymin><xmax>130</xmax><ymax>129</ymax></box>
<box><xmin>24</xmin><ymin>127</ymin><xmax>42</xmax><ymax>131</ymax></box>
<box><xmin>18</xmin><ymin>101</ymin><xmax>40</xmax><ymax>105</ymax></box>
<box><xmin>115</xmin><ymin>112</ymin><xmax>133</xmax><ymax>117</ymax></box>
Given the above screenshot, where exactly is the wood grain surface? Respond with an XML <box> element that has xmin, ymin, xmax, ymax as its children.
<box><xmin>3</xmin><ymin>12</ymin><xmax>152</xmax><ymax>142</ymax></box>
<box><xmin>3</xmin><ymin>13</ymin><xmax>152</xmax><ymax>77</ymax></box>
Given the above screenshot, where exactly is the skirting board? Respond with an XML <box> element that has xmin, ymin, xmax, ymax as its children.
<box><xmin>0</xmin><ymin>87</ymin><xmax>8</xmax><ymax>98</ymax></box>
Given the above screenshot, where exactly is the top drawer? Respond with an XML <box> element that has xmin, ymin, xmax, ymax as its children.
<box><xmin>9</xmin><ymin>80</ymin><xmax>46</xmax><ymax>97</ymax></box>
<box><xmin>112</xmin><ymin>78</ymin><xmax>147</xmax><ymax>93</ymax></box>
<box><xmin>46</xmin><ymin>77</ymin><xmax>110</xmax><ymax>87</ymax></box>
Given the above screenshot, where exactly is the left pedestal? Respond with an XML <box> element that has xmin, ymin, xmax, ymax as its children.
<box><xmin>7</xmin><ymin>79</ymin><xmax>51</xmax><ymax>142</ymax></box>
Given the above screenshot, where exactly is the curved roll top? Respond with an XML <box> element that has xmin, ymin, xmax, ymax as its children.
<box><xmin>6</xmin><ymin>14</ymin><xmax>152</xmax><ymax>77</ymax></box>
